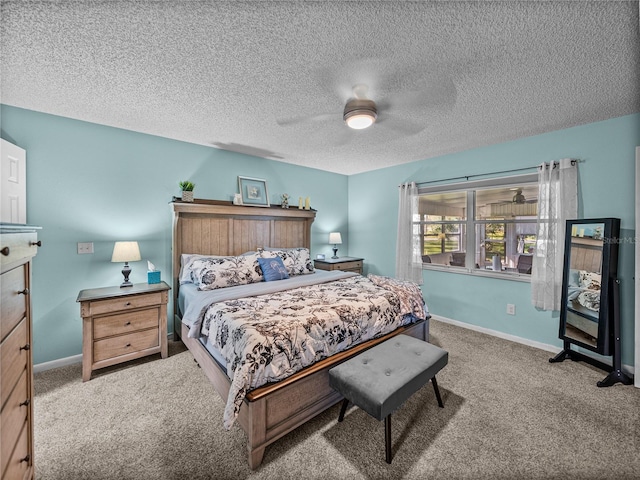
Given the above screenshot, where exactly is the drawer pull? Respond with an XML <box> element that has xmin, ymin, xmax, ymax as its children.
<box><xmin>125</xmin><ymin>321</ymin><xmax>131</xmax><ymax>326</ymax></box>
<box><xmin>31</xmin><ymin>240</ymin><xmax>42</xmax><ymax>247</ymax></box>
<box><xmin>125</xmin><ymin>343</ymin><xmax>131</xmax><ymax>348</ymax></box>
<box><xmin>20</xmin><ymin>454</ymin><xmax>30</xmax><ymax>463</ymax></box>
<box><xmin>20</xmin><ymin>343</ymin><xmax>30</xmax><ymax>351</ymax></box>
<box><xmin>1</xmin><ymin>246</ymin><xmax>9</xmax><ymax>256</ymax></box>
<box><xmin>20</xmin><ymin>398</ymin><xmax>30</xmax><ymax>407</ymax></box>
<box><xmin>18</xmin><ymin>288</ymin><xmax>30</xmax><ymax>295</ymax></box>
<box><xmin>125</xmin><ymin>302</ymin><xmax>131</xmax><ymax>306</ymax></box>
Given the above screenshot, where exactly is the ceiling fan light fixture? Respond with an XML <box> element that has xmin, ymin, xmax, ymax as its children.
<box><xmin>343</xmin><ymin>99</ymin><xmax>377</xmax><ymax>129</ymax></box>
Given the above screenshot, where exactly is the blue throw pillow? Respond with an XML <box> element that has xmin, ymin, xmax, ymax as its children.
<box><xmin>258</xmin><ymin>256</ymin><xmax>290</xmax><ymax>282</ymax></box>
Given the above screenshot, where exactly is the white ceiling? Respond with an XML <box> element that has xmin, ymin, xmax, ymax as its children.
<box><xmin>1</xmin><ymin>1</ymin><xmax>639</xmax><ymax>175</ymax></box>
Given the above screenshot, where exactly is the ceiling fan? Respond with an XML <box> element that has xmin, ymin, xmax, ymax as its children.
<box><xmin>276</xmin><ymin>65</ymin><xmax>457</xmax><ymax>137</ymax></box>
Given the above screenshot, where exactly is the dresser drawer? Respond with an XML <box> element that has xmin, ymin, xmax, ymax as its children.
<box><xmin>87</xmin><ymin>292</ymin><xmax>163</xmax><ymax>316</ymax></box>
<box><xmin>1</xmin><ymin>421</ymin><xmax>31</xmax><ymax>480</ymax></box>
<box><xmin>93</xmin><ymin>328</ymin><xmax>159</xmax><ymax>363</ymax></box>
<box><xmin>0</xmin><ymin>231</ymin><xmax>37</xmax><ymax>270</ymax></box>
<box><xmin>0</xmin><ymin>318</ymin><xmax>29</xmax><ymax>408</ymax></box>
<box><xmin>1</xmin><ymin>369</ymin><xmax>29</xmax><ymax>474</ymax></box>
<box><xmin>0</xmin><ymin>265</ymin><xmax>27</xmax><ymax>343</ymax></box>
<box><xmin>93</xmin><ymin>308</ymin><xmax>159</xmax><ymax>340</ymax></box>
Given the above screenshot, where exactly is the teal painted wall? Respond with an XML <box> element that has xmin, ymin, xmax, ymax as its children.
<box><xmin>1</xmin><ymin>105</ymin><xmax>349</xmax><ymax>365</ymax></box>
<box><xmin>349</xmin><ymin>114</ymin><xmax>640</xmax><ymax>366</ymax></box>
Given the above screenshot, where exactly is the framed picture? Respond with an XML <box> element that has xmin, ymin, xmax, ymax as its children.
<box><xmin>238</xmin><ymin>176</ymin><xmax>270</xmax><ymax>207</ymax></box>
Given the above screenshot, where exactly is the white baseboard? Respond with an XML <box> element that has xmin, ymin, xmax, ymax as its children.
<box><xmin>33</xmin><ymin>333</ymin><xmax>176</xmax><ymax>374</ymax></box>
<box><xmin>33</xmin><ymin>354</ymin><xmax>82</xmax><ymax>373</ymax></box>
<box><xmin>431</xmin><ymin>315</ymin><xmax>635</xmax><ymax>376</ymax></box>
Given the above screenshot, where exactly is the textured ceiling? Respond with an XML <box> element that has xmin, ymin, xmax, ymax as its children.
<box><xmin>1</xmin><ymin>1</ymin><xmax>639</xmax><ymax>175</ymax></box>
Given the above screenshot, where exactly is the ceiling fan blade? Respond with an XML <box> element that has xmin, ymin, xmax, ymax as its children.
<box><xmin>276</xmin><ymin>112</ymin><xmax>336</xmax><ymax>127</ymax></box>
<box><xmin>377</xmin><ymin>77</ymin><xmax>457</xmax><ymax>112</ymax></box>
<box><xmin>375</xmin><ymin>113</ymin><xmax>426</xmax><ymax>136</ymax></box>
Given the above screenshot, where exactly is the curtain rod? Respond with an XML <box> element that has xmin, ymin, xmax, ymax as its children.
<box><xmin>402</xmin><ymin>159</ymin><xmax>577</xmax><ymax>187</ymax></box>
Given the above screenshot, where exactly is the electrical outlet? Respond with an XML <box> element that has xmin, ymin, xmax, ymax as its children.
<box><xmin>77</xmin><ymin>242</ymin><xmax>94</xmax><ymax>254</ymax></box>
<box><xmin>506</xmin><ymin>304</ymin><xmax>516</xmax><ymax>315</ymax></box>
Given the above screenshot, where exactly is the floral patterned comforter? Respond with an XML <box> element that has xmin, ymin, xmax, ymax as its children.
<box><xmin>199</xmin><ymin>274</ymin><xmax>428</xmax><ymax>429</ymax></box>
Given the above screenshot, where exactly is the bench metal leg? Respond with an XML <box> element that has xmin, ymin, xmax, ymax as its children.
<box><xmin>431</xmin><ymin>376</ymin><xmax>444</xmax><ymax>408</ymax></box>
<box><xmin>385</xmin><ymin>414</ymin><xmax>392</xmax><ymax>464</ymax></box>
<box><xmin>338</xmin><ymin>398</ymin><xmax>349</xmax><ymax>422</ymax></box>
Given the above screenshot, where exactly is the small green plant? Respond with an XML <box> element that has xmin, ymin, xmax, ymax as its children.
<box><xmin>179</xmin><ymin>181</ymin><xmax>195</xmax><ymax>191</ymax></box>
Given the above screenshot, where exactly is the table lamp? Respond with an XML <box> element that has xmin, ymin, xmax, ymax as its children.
<box><xmin>111</xmin><ymin>241</ymin><xmax>141</xmax><ymax>287</ymax></box>
<box><xmin>329</xmin><ymin>232</ymin><xmax>342</xmax><ymax>259</ymax></box>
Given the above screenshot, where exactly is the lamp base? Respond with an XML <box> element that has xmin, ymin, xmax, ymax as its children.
<box><xmin>120</xmin><ymin>263</ymin><xmax>133</xmax><ymax>288</ymax></box>
<box><xmin>331</xmin><ymin>247</ymin><xmax>339</xmax><ymax>259</ymax></box>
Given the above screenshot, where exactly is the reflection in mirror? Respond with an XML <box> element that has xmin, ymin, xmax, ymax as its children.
<box><xmin>564</xmin><ymin>223</ymin><xmax>604</xmax><ymax>349</ymax></box>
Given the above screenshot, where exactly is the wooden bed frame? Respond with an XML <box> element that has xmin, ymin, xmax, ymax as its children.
<box><xmin>171</xmin><ymin>200</ymin><xmax>429</xmax><ymax>469</ymax></box>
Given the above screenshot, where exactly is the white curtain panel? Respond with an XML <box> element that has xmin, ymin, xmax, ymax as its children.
<box><xmin>531</xmin><ymin>159</ymin><xmax>578</xmax><ymax>311</ymax></box>
<box><xmin>396</xmin><ymin>182</ymin><xmax>423</xmax><ymax>284</ymax></box>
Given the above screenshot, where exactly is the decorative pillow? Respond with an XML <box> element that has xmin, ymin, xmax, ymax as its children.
<box><xmin>578</xmin><ymin>270</ymin><xmax>601</xmax><ymax>291</ymax></box>
<box><xmin>257</xmin><ymin>256</ymin><xmax>289</xmax><ymax>282</ymax></box>
<box><xmin>180</xmin><ymin>254</ymin><xmax>220</xmax><ymax>284</ymax></box>
<box><xmin>259</xmin><ymin>248</ymin><xmax>314</xmax><ymax>275</ymax></box>
<box><xmin>180</xmin><ymin>252</ymin><xmax>256</xmax><ymax>284</ymax></box>
<box><xmin>190</xmin><ymin>253</ymin><xmax>263</xmax><ymax>290</ymax></box>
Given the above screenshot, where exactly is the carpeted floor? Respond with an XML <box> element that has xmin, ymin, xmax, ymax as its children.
<box><xmin>33</xmin><ymin>320</ymin><xmax>640</xmax><ymax>480</ymax></box>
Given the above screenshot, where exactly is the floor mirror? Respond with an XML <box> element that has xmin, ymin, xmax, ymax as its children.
<box><xmin>549</xmin><ymin>217</ymin><xmax>633</xmax><ymax>387</ymax></box>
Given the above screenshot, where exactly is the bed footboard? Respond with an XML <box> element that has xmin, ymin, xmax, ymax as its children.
<box><xmin>181</xmin><ymin>319</ymin><xmax>428</xmax><ymax>469</ymax></box>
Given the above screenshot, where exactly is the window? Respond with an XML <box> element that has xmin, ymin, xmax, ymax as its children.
<box><xmin>417</xmin><ymin>175</ymin><xmax>538</xmax><ymax>277</ymax></box>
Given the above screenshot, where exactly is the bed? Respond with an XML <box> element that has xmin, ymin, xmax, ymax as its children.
<box><xmin>171</xmin><ymin>200</ymin><xmax>429</xmax><ymax>469</ymax></box>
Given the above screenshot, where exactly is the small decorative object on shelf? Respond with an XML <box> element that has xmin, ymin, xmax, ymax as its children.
<box><xmin>281</xmin><ymin>193</ymin><xmax>289</xmax><ymax>208</ymax></box>
<box><xmin>298</xmin><ymin>196</ymin><xmax>303</xmax><ymax>209</ymax></box>
<box><xmin>305</xmin><ymin>196</ymin><xmax>311</xmax><ymax>210</ymax></box>
<box><xmin>179</xmin><ymin>180</ymin><xmax>195</xmax><ymax>202</ymax></box>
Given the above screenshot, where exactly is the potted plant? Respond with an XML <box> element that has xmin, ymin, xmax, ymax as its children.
<box><xmin>179</xmin><ymin>181</ymin><xmax>195</xmax><ymax>202</ymax></box>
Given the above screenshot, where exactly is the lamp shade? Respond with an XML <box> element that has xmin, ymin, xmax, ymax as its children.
<box><xmin>329</xmin><ymin>232</ymin><xmax>342</xmax><ymax>245</ymax></box>
<box><xmin>111</xmin><ymin>241</ymin><xmax>141</xmax><ymax>263</ymax></box>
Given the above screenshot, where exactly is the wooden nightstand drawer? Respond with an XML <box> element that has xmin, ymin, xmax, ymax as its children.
<box><xmin>1</xmin><ymin>265</ymin><xmax>27</xmax><ymax>343</ymax></box>
<box><xmin>87</xmin><ymin>292</ymin><xmax>163</xmax><ymax>316</ymax></box>
<box><xmin>93</xmin><ymin>328</ymin><xmax>159</xmax><ymax>363</ymax></box>
<box><xmin>1</xmin><ymin>318</ymin><xmax>29</xmax><ymax>408</ymax></box>
<box><xmin>336</xmin><ymin>260</ymin><xmax>362</xmax><ymax>271</ymax></box>
<box><xmin>93</xmin><ymin>308</ymin><xmax>159</xmax><ymax>340</ymax></box>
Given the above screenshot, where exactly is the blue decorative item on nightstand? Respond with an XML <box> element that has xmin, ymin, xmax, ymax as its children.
<box><xmin>147</xmin><ymin>271</ymin><xmax>161</xmax><ymax>284</ymax></box>
<box><xmin>147</xmin><ymin>261</ymin><xmax>161</xmax><ymax>284</ymax></box>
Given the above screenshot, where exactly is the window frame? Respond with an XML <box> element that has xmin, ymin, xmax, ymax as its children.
<box><xmin>417</xmin><ymin>173</ymin><xmax>538</xmax><ymax>282</ymax></box>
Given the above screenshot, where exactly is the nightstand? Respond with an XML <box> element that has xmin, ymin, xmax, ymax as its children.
<box><xmin>314</xmin><ymin>256</ymin><xmax>364</xmax><ymax>275</ymax></box>
<box><xmin>77</xmin><ymin>281</ymin><xmax>170</xmax><ymax>382</ymax></box>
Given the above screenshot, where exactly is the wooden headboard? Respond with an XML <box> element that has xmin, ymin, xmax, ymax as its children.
<box><xmin>171</xmin><ymin>200</ymin><xmax>316</xmax><ymax>337</ymax></box>
<box><xmin>569</xmin><ymin>236</ymin><xmax>603</xmax><ymax>273</ymax></box>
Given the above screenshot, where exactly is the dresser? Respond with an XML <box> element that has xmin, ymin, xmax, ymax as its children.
<box><xmin>77</xmin><ymin>282</ymin><xmax>170</xmax><ymax>382</ymax></box>
<box><xmin>314</xmin><ymin>256</ymin><xmax>364</xmax><ymax>275</ymax></box>
<box><xmin>1</xmin><ymin>224</ymin><xmax>40</xmax><ymax>480</ymax></box>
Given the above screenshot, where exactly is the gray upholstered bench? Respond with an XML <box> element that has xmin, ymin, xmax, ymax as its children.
<box><xmin>329</xmin><ymin>334</ymin><xmax>448</xmax><ymax>464</ymax></box>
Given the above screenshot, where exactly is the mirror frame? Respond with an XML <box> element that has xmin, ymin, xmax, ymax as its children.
<box><xmin>559</xmin><ymin>218</ymin><xmax>620</xmax><ymax>355</ymax></box>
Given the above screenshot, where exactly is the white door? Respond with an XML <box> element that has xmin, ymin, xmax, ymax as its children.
<box><xmin>0</xmin><ymin>139</ymin><xmax>27</xmax><ymax>224</ymax></box>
